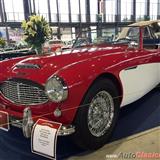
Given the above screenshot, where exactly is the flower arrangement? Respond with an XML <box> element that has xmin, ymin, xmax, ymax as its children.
<box><xmin>21</xmin><ymin>15</ymin><xmax>52</xmax><ymax>54</ymax></box>
<box><xmin>0</xmin><ymin>38</ymin><xmax>6</xmax><ymax>48</ymax></box>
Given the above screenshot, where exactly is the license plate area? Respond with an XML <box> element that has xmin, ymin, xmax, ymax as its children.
<box><xmin>0</xmin><ymin>111</ymin><xmax>10</xmax><ymax>131</ymax></box>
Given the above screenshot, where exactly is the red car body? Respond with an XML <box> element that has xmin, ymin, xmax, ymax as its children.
<box><xmin>0</xmin><ymin>20</ymin><xmax>159</xmax><ymax>149</ymax></box>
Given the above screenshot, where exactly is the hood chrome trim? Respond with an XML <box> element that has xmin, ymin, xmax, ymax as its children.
<box><xmin>15</xmin><ymin>63</ymin><xmax>41</xmax><ymax>69</ymax></box>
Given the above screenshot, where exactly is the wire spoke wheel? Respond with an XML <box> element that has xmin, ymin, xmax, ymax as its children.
<box><xmin>88</xmin><ymin>91</ymin><xmax>114</xmax><ymax>137</ymax></box>
<box><xmin>72</xmin><ymin>78</ymin><xmax>119</xmax><ymax>150</ymax></box>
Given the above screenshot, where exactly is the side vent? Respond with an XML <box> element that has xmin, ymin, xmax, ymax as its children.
<box><xmin>15</xmin><ymin>63</ymin><xmax>41</xmax><ymax>69</ymax></box>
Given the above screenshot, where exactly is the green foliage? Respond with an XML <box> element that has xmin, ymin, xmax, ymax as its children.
<box><xmin>137</xmin><ymin>15</ymin><xmax>150</xmax><ymax>21</ymax></box>
<box><xmin>0</xmin><ymin>38</ymin><xmax>6</xmax><ymax>48</ymax></box>
<box><xmin>21</xmin><ymin>15</ymin><xmax>52</xmax><ymax>54</ymax></box>
<box><xmin>144</xmin><ymin>15</ymin><xmax>150</xmax><ymax>21</ymax></box>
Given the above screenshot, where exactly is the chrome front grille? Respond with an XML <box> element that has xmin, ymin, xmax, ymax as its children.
<box><xmin>0</xmin><ymin>79</ymin><xmax>48</xmax><ymax>105</ymax></box>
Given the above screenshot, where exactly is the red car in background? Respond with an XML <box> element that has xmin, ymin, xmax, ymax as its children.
<box><xmin>0</xmin><ymin>20</ymin><xmax>159</xmax><ymax>150</ymax></box>
<box><xmin>43</xmin><ymin>39</ymin><xmax>64</xmax><ymax>53</ymax></box>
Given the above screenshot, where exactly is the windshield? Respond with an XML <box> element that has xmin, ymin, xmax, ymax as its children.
<box><xmin>72</xmin><ymin>28</ymin><xmax>115</xmax><ymax>48</ymax></box>
<box><xmin>72</xmin><ymin>26</ymin><xmax>141</xmax><ymax>48</ymax></box>
<box><xmin>51</xmin><ymin>21</ymin><xmax>160</xmax><ymax>54</ymax></box>
<box><xmin>115</xmin><ymin>27</ymin><xmax>140</xmax><ymax>45</ymax></box>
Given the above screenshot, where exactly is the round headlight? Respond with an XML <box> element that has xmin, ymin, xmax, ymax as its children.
<box><xmin>45</xmin><ymin>76</ymin><xmax>68</xmax><ymax>103</ymax></box>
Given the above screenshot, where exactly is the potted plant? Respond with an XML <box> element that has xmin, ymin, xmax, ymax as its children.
<box><xmin>21</xmin><ymin>15</ymin><xmax>52</xmax><ymax>54</ymax></box>
<box><xmin>0</xmin><ymin>38</ymin><xmax>6</xmax><ymax>48</ymax></box>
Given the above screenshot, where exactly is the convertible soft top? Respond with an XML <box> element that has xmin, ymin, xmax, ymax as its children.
<box><xmin>118</xmin><ymin>20</ymin><xmax>160</xmax><ymax>40</ymax></box>
<box><xmin>129</xmin><ymin>20</ymin><xmax>160</xmax><ymax>27</ymax></box>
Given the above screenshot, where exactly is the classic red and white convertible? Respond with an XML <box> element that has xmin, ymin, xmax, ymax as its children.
<box><xmin>0</xmin><ymin>20</ymin><xmax>159</xmax><ymax>150</ymax></box>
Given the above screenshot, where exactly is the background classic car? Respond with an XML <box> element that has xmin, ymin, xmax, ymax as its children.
<box><xmin>0</xmin><ymin>49</ymin><xmax>36</xmax><ymax>61</ymax></box>
<box><xmin>43</xmin><ymin>39</ymin><xmax>65</xmax><ymax>53</ymax></box>
<box><xmin>0</xmin><ymin>20</ymin><xmax>159</xmax><ymax>150</ymax></box>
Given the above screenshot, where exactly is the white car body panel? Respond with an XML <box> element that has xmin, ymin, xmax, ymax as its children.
<box><xmin>120</xmin><ymin>63</ymin><xmax>159</xmax><ymax>107</ymax></box>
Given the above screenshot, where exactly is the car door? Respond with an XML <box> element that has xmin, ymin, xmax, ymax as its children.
<box><xmin>153</xmin><ymin>44</ymin><xmax>160</xmax><ymax>82</ymax></box>
<box><xmin>120</xmin><ymin>27</ymin><xmax>159</xmax><ymax>107</ymax></box>
<box><xmin>158</xmin><ymin>46</ymin><xmax>160</xmax><ymax>81</ymax></box>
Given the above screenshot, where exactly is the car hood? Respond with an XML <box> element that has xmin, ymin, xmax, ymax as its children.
<box><xmin>2</xmin><ymin>46</ymin><xmax>125</xmax><ymax>84</ymax></box>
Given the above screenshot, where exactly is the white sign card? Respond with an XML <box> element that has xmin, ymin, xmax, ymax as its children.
<box><xmin>31</xmin><ymin>119</ymin><xmax>62</xmax><ymax>160</ymax></box>
<box><xmin>0</xmin><ymin>111</ymin><xmax>10</xmax><ymax>131</ymax></box>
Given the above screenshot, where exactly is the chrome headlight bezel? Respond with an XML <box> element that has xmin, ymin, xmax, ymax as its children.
<box><xmin>45</xmin><ymin>75</ymin><xmax>68</xmax><ymax>103</ymax></box>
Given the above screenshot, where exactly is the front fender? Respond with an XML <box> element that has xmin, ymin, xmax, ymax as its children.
<box><xmin>55</xmin><ymin>58</ymin><xmax>121</xmax><ymax>124</ymax></box>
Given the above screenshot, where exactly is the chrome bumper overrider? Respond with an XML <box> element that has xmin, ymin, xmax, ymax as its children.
<box><xmin>10</xmin><ymin>107</ymin><xmax>75</xmax><ymax>138</ymax></box>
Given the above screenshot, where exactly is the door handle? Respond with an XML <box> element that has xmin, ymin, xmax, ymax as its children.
<box><xmin>125</xmin><ymin>66</ymin><xmax>138</xmax><ymax>71</ymax></box>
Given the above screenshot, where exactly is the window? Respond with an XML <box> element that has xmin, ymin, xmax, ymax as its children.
<box><xmin>30</xmin><ymin>0</ymin><xmax>35</xmax><ymax>13</ymax></box>
<box><xmin>35</xmin><ymin>0</ymin><xmax>48</xmax><ymax>21</ymax></box>
<box><xmin>58</xmin><ymin>0</ymin><xmax>69</xmax><ymax>22</ymax></box>
<box><xmin>150</xmin><ymin>0</ymin><xmax>158</xmax><ymax>20</ymax></box>
<box><xmin>4</xmin><ymin>0</ymin><xmax>24</xmax><ymax>22</ymax></box>
<box><xmin>105</xmin><ymin>0</ymin><xmax>115</xmax><ymax>22</ymax></box>
<box><xmin>121</xmin><ymin>0</ymin><xmax>132</xmax><ymax>21</ymax></box>
<box><xmin>90</xmin><ymin>0</ymin><xmax>98</xmax><ymax>22</ymax></box>
<box><xmin>143</xmin><ymin>26</ymin><xmax>159</xmax><ymax>50</ymax></box>
<box><xmin>136</xmin><ymin>0</ymin><xmax>146</xmax><ymax>20</ymax></box>
<box><xmin>70</xmin><ymin>0</ymin><xmax>80</xmax><ymax>22</ymax></box>
<box><xmin>127</xmin><ymin>27</ymin><xmax>139</xmax><ymax>39</ymax></box>
<box><xmin>143</xmin><ymin>27</ymin><xmax>151</xmax><ymax>39</ymax></box>
<box><xmin>50</xmin><ymin>0</ymin><xmax>58</xmax><ymax>22</ymax></box>
<box><xmin>117</xmin><ymin>27</ymin><xmax>140</xmax><ymax>46</ymax></box>
<box><xmin>80</xmin><ymin>0</ymin><xmax>86</xmax><ymax>22</ymax></box>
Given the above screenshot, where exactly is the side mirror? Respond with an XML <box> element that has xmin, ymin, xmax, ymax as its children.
<box><xmin>128</xmin><ymin>41</ymin><xmax>138</xmax><ymax>49</ymax></box>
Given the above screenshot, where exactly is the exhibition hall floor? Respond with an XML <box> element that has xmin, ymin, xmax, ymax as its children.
<box><xmin>0</xmin><ymin>87</ymin><xmax>159</xmax><ymax>160</ymax></box>
<box><xmin>69</xmin><ymin>127</ymin><xmax>160</xmax><ymax>160</ymax></box>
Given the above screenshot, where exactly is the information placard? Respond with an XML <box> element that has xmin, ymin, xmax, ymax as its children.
<box><xmin>0</xmin><ymin>111</ymin><xmax>10</xmax><ymax>131</ymax></box>
<box><xmin>31</xmin><ymin>119</ymin><xmax>62</xmax><ymax>160</ymax></box>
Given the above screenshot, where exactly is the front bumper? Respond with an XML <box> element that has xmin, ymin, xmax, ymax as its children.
<box><xmin>2</xmin><ymin>107</ymin><xmax>75</xmax><ymax>137</ymax></box>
